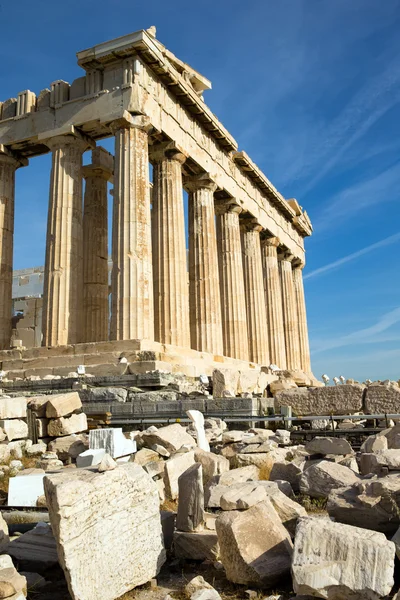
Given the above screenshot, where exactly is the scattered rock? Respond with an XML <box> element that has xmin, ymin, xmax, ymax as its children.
<box><xmin>176</xmin><ymin>463</ymin><xmax>204</xmax><ymax>532</ymax></box>
<box><xmin>300</xmin><ymin>460</ymin><xmax>360</xmax><ymax>498</ymax></box>
<box><xmin>292</xmin><ymin>516</ymin><xmax>395</xmax><ymax>600</ymax></box>
<box><xmin>216</xmin><ymin>499</ymin><xmax>293</xmax><ymax>586</ymax></box>
<box><xmin>46</xmin><ymin>392</ymin><xmax>82</xmax><ymax>418</ymax></box>
<box><xmin>44</xmin><ymin>464</ymin><xmax>166</xmax><ymax>600</ymax></box>
<box><xmin>305</xmin><ymin>436</ymin><xmax>353</xmax><ymax>456</ymax></box>
<box><xmin>98</xmin><ymin>453</ymin><xmax>117</xmax><ymax>472</ymax></box>
<box><xmin>142</xmin><ymin>424</ymin><xmax>196</xmax><ymax>453</ymax></box>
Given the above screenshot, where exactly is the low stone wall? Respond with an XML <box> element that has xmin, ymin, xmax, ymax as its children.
<box><xmin>274</xmin><ymin>384</ymin><xmax>365</xmax><ymax>415</ymax></box>
<box><xmin>364</xmin><ymin>382</ymin><xmax>400</xmax><ymax>414</ymax></box>
<box><xmin>275</xmin><ymin>382</ymin><xmax>400</xmax><ymax>416</ymax></box>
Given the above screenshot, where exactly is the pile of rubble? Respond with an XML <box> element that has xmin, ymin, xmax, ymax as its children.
<box><xmin>3</xmin><ymin>396</ymin><xmax>400</xmax><ymax>598</ymax></box>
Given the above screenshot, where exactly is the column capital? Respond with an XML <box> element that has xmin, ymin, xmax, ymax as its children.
<box><xmin>149</xmin><ymin>141</ymin><xmax>187</xmax><ymax>165</ymax></box>
<box><xmin>278</xmin><ymin>250</ymin><xmax>295</xmax><ymax>263</ymax></box>
<box><xmin>293</xmin><ymin>259</ymin><xmax>305</xmax><ymax>270</ymax></box>
<box><xmin>184</xmin><ymin>173</ymin><xmax>217</xmax><ymax>193</ymax></box>
<box><xmin>214</xmin><ymin>199</ymin><xmax>243</xmax><ymax>216</ymax></box>
<box><xmin>45</xmin><ymin>133</ymin><xmax>93</xmax><ymax>153</ymax></box>
<box><xmin>240</xmin><ymin>216</ymin><xmax>263</xmax><ymax>233</ymax></box>
<box><xmin>109</xmin><ymin>114</ymin><xmax>152</xmax><ymax>134</ymax></box>
<box><xmin>0</xmin><ymin>145</ymin><xmax>28</xmax><ymax>169</ymax></box>
<box><xmin>260</xmin><ymin>235</ymin><xmax>280</xmax><ymax>248</ymax></box>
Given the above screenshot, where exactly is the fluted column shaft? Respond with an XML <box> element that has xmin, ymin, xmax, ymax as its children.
<box><xmin>293</xmin><ymin>263</ymin><xmax>311</xmax><ymax>373</ymax></box>
<box><xmin>110</xmin><ymin>117</ymin><xmax>154</xmax><ymax>341</ymax></box>
<box><xmin>261</xmin><ymin>237</ymin><xmax>287</xmax><ymax>369</ymax></box>
<box><xmin>241</xmin><ymin>224</ymin><xmax>269</xmax><ymax>365</ymax></box>
<box><xmin>42</xmin><ymin>136</ymin><xmax>88</xmax><ymax>347</ymax></box>
<box><xmin>82</xmin><ymin>148</ymin><xmax>113</xmax><ymax>343</ymax></box>
<box><xmin>216</xmin><ymin>203</ymin><xmax>249</xmax><ymax>360</ymax></box>
<box><xmin>279</xmin><ymin>253</ymin><xmax>301</xmax><ymax>370</ymax></box>
<box><xmin>187</xmin><ymin>176</ymin><xmax>223</xmax><ymax>355</ymax></box>
<box><xmin>151</xmin><ymin>145</ymin><xmax>190</xmax><ymax>347</ymax></box>
<box><xmin>0</xmin><ymin>152</ymin><xmax>24</xmax><ymax>349</ymax></box>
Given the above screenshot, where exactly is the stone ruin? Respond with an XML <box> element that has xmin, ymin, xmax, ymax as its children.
<box><xmin>0</xmin><ymin>26</ymin><xmax>313</xmax><ymax>388</ymax></box>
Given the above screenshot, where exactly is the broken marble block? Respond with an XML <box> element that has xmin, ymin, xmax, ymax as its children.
<box><xmin>0</xmin><ymin>555</ymin><xmax>27</xmax><ymax>599</ymax></box>
<box><xmin>176</xmin><ymin>463</ymin><xmax>205</xmax><ymax>532</ymax></box>
<box><xmin>48</xmin><ymin>434</ymin><xmax>88</xmax><ymax>460</ymax></box>
<box><xmin>142</xmin><ymin>423</ymin><xmax>196</xmax><ymax>453</ymax></box>
<box><xmin>76</xmin><ymin>449</ymin><xmax>105</xmax><ymax>469</ymax></box>
<box><xmin>46</xmin><ymin>392</ymin><xmax>82</xmax><ymax>418</ymax></box>
<box><xmin>47</xmin><ymin>413</ymin><xmax>87</xmax><ymax>437</ymax></box>
<box><xmin>173</xmin><ymin>531</ymin><xmax>219</xmax><ymax>561</ymax></box>
<box><xmin>216</xmin><ymin>499</ymin><xmax>293</xmax><ymax>586</ymax></box>
<box><xmin>8</xmin><ymin>473</ymin><xmax>45</xmax><ymax>507</ymax></box>
<box><xmin>44</xmin><ymin>464</ymin><xmax>166</xmax><ymax>600</ymax></box>
<box><xmin>0</xmin><ymin>420</ymin><xmax>28</xmax><ymax>442</ymax></box>
<box><xmin>292</xmin><ymin>517</ymin><xmax>395</xmax><ymax>600</ymax></box>
<box><xmin>0</xmin><ymin>397</ymin><xmax>27</xmax><ymax>419</ymax></box>
<box><xmin>164</xmin><ymin>451</ymin><xmax>195</xmax><ymax>500</ymax></box>
<box><xmin>89</xmin><ymin>428</ymin><xmax>136</xmax><ymax>459</ymax></box>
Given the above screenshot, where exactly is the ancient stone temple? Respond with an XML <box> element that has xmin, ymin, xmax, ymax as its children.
<box><xmin>0</xmin><ymin>27</ymin><xmax>313</xmax><ymax>381</ymax></box>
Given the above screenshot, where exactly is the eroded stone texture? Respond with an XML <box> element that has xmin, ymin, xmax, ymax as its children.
<box><xmin>110</xmin><ymin>117</ymin><xmax>154</xmax><ymax>342</ymax></box>
<box><xmin>364</xmin><ymin>382</ymin><xmax>400</xmax><ymax>413</ymax></box>
<box><xmin>261</xmin><ymin>236</ymin><xmax>286</xmax><ymax>369</ymax></box>
<box><xmin>215</xmin><ymin>203</ymin><xmax>249</xmax><ymax>361</ymax></box>
<box><xmin>42</xmin><ymin>135</ymin><xmax>89</xmax><ymax>346</ymax></box>
<box><xmin>187</xmin><ymin>175</ymin><xmax>223</xmax><ymax>355</ymax></box>
<box><xmin>216</xmin><ymin>499</ymin><xmax>293</xmax><ymax>586</ymax></box>
<box><xmin>176</xmin><ymin>463</ymin><xmax>205</xmax><ymax>532</ymax></box>
<box><xmin>292</xmin><ymin>517</ymin><xmax>395</xmax><ymax>600</ymax></box>
<box><xmin>274</xmin><ymin>384</ymin><xmax>365</xmax><ymax>415</ymax></box>
<box><xmin>44</xmin><ymin>463</ymin><xmax>166</xmax><ymax>600</ymax></box>
<box><xmin>82</xmin><ymin>147</ymin><xmax>113</xmax><ymax>343</ymax></box>
<box><xmin>241</xmin><ymin>223</ymin><xmax>269</xmax><ymax>365</ymax></box>
<box><xmin>300</xmin><ymin>460</ymin><xmax>360</xmax><ymax>499</ymax></box>
<box><xmin>151</xmin><ymin>144</ymin><xmax>190</xmax><ymax>347</ymax></box>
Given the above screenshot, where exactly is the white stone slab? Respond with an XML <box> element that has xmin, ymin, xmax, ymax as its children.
<box><xmin>0</xmin><ymin>397</ymin><xmax>27</xmax><ymax>419</ymax></box>
<box><xmin>89</xmin><ymin>428</ymin><xmax>137</xmax><ymax>458</ymax></box>
<box><xmin>76</xmin><ymin>449</ymin><xmax>105</xmax><ymax>468</ymax></box>
<box><xmin>8</xmin><ymin>474</ymin><xmax>45</xmax><ymax>507</ymax></box>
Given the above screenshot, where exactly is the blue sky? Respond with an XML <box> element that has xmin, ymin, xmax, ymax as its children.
<box><xmin>1</xmin><ymin>0</ymin><xmax>400</xmax><ymax>381</ymax></box>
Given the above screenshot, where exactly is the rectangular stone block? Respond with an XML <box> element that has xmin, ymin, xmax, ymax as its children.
<box><xmin>76</xmin><ymin>448</ymin><xmax>105</xmax><ymax>468</ymax></box>
<box><xmin>46</xmin><ymin>392</ymin><xmax>82</xmax><ymax>418</ymax></box>
<box><xmin>0</xmin><ymin>397</ymin><xmax>27</xmax><ymax>419</ymax></box>
<box><xmin>44</xmin><ymin>464</ymin><xmax>166</xmax><ymax>600</ymax></box>
<box><xmin>8</xmin><ymin>473</ymin><xmax>45</xmax><ymax>507</ymax></box>
<box><xmin>47</xmin><ymin>413</ymin><xmax>87</xmax><ymax>437</ymax></box>
<box><xmin>164</xmin><ymin>451</ymin><xmax>195</xmax><ymax>500</ymax></box>
<box><xmin>89</xmin><ymin>428</ymin><xmax>136</xmax><ymax>458</ymax></box>
<box><xmin>0</xmin><ymin>419</ymin><xmax>28</xmax><ymax>441</ymax></box>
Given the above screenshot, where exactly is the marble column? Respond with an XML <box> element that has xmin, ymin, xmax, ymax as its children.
<box><xmin>82</xmin><ymin>147</ymin><xmax>113</xmax><ymax>343</ymax></box>
<box><xmin>150</xmin><ymin>143</ymin><xmax>190</xmax><ymax>347</ymax></box>
<box><xmin>0</xmin><ymin>150</ymin><xmax>26</xmax><ymax>350</ymax></box>
<box><xmin>42</xmin><ymin>135</ymin><xmax>89</xmax><ymax>347</ymax></box>
<box><xmin>110</xmin><ymin>116</ymin><xmax>154</xmax><ymax>341</ymax></box>
<box><xmin>215</xmin><ymin>202</ymin><xmax>249</xmax><ymax>361</ymax></box>
<box><xmin>261</xmin><ymin>236</ymin><xmax>287</xmax><ymax>369</ymax></box>
<box><xmin>186</xmin><ymin>175</ymin><xmax>223</xmax><ymax>355</ymax></box>
<box><xmin>279</xmin><ymin>252</ymin><xmax>301</xmax><ymax>370</ymax></box>
<box><xmin>241</xmin><ymin>222</ymin><xmax>269</xmax><ymax>365</ymax></box>
<box><xmin>293</xmin><ymin>261</ymin><xmax>311</xmax><ymax>373</ymax></box>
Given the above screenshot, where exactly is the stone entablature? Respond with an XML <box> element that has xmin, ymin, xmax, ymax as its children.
<box><xmin>0</xmin><ymin>28</ymin><xmax>310</xmax><ymax>259</ymax></box>
<box><xmin>0</xmin><ymin>27</ymin><xmax>313</xmax><ymax>375</ymax></box>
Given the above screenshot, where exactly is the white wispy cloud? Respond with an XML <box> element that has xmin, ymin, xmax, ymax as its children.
<box><xmin>304</xmin><ymin>231</ymin><xmax>400</xmax><ymax>280</ymax></box>
<box><xmin>311</xmin><ymin>306</ymin><xmax>400</xmax><ymax>354</ymax></box>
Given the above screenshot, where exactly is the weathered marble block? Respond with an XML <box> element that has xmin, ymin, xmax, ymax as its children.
<box><xmin>47</xmin><ymin>413</ymin><xmax>87</xmax><ymax>437</ymax></box>
<box><xmin>44</xmin><ymin>464</ymin><xmax>166</xmax><ymax>600</ymax></box>
<box><xmin>46</xmin><ymin>392</ymin><xmax>82</xmax><ymax>418</ymax></box>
